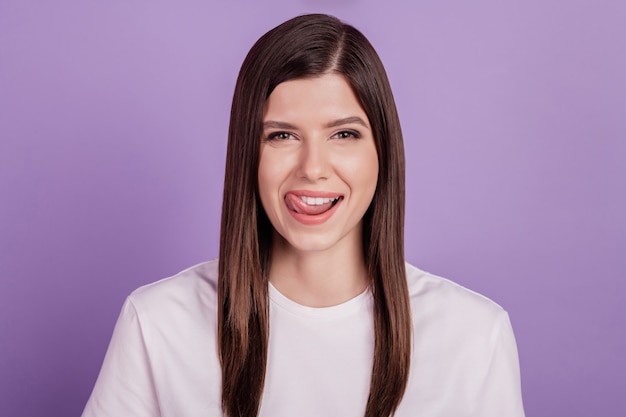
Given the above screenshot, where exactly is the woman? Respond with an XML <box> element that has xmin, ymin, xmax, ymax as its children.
<box><xmin>83</xmin><ymin>14</ymin><xmax>524</xmax><ymax>417</ymax></box>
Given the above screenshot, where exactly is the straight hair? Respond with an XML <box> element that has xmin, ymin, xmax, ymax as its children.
<box><xmin>219</xmin><ymin>14</ymin><xmax>411</xmax><ymax>417</ymax></box>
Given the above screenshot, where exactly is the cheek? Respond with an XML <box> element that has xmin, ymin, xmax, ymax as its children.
<box><xmin>365</xmin><ymin>150</ymin><xmax>379</xmax><ymax>182</ymax></box>
<box><xmin>358</xmin><ymin>151</ymin><xmax>379</xmax><ymax>209</ymax></box>
<box><xmin>257</xmin><ymin>149</ymin><xmax>286</xmax><ymax>212</ymax></box>
<box><xmin>363</xmin><ymin>165</ymin><xmax>379</xmax><ymax>202</ymax></box>
<box><xmin>346</xmin><ymin>147</ymin><xmax>379</xmax><ymax>192</ymax></box>
<box><xmin>257</xmin><ymin>158</ymin><xmax>273</xmax><ymax>204</ymax></box>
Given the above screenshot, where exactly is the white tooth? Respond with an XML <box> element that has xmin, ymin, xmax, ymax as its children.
<box><xmin>299</xmin><ymin>196</ymin><xmax>340</xmax><ymax>205</ymax></box>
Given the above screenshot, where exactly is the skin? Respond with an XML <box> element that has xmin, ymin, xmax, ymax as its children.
<box><xmin>258</xmin><ymin>73</ymin><xmax>379</xmax><ymax>307</ymax></box>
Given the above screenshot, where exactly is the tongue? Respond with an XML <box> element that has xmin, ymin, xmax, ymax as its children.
<box><xmin>285</xmin><ymin>194</ymin><xmax>335</xmax><ymax>215</ymax></box>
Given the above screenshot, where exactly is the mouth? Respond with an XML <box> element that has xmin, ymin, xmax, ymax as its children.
<box><xmin>285</xmin><ymin>192</ymin><xmax>344</xmax><ymax>216</ymax></box>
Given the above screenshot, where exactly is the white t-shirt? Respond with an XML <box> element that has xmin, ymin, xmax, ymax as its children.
<box><xmin>82</xmin><ymin>260</ymin><xmax>525</xmax><ymax>416</ymax></box>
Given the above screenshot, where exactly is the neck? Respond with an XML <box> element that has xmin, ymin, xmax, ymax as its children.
<box><xmin>268</xmin><ymin>231</ymin><xmax>369</xmax><ymax>308</ymax></box>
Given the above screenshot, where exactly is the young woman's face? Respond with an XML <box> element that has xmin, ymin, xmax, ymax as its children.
<box><xmin>258</xmin><ymin>73</ymin><xmax>379</xmax><ymax>253</ymax></box>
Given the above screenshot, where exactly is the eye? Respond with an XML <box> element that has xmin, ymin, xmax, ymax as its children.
<box><xmin>332</xmin><ymin>130</ymin><xmax>361</xmax><ymax>140</ymax></box>
<box><xmin>266</xmin><ymin>131</ymin><xmax>294</xmax><ymax>141</ymax></box>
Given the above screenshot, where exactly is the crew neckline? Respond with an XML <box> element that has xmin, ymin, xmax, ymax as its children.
<box><xmin>268</xmin><ymin>282</ymin><xmax>372</xmax><ymax>319</ymax></box>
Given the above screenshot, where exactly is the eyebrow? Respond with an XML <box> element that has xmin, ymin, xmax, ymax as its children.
<box><xmin>324</xmin><ymin>116</ymin><xmax>369</xmax><ymax>129</ymax></box>
<box><xmin>263</xmin><ymin>121</ymin><xmax>298</xmax><ymax>130</ymax></box>
<box><xmin>263</xmin><ymin>116</ymin><xmax>369</xmax><ymax>130</ymax></box>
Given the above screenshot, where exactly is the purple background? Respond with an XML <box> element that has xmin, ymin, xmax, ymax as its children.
<box><xmin>1</xmin><ymin>1</ymin><xmax>625</xmax><ymax>416</ymax></box>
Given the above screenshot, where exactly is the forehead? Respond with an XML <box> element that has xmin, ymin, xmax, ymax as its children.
<box><xmin>263</xmin><ymin>74</ymin><xmax>369</xmax><ymax>125</ymax></box>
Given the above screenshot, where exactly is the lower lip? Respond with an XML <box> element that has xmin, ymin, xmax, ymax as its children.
<box><xmin>287</xmin><ymin>199</ymin><xmax>342</xmax><ymax>225</ymax></box>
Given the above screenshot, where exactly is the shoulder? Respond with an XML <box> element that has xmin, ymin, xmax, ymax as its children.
<box><xmin>400</xmin><ymin>264</ymin><xmax>524</xmax><ymax>415</ymax></box>
<box><xmin>126</xmin><ymin>259</ymin><xmax>219</xmax><ymax>321</ymax></box>
<box><xmin>404</xmin><ymin>262</ymin><xmax>508</xmax><ymax>333</ymax></box>
<box><xmin>403</xmin><ymin>262</ymin><xmax>517</xmax><ymax>376</ymax></box>
<box><xmin>84</xmin><ymin>261</ymin><xmax>223</xmax><ymax>416</ymax></box>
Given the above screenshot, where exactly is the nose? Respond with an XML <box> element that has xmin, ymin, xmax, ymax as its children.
<box><xmin>297</xmin><ymin>139</ymin><xmax>330</xmax><ymax>181</ymax></box>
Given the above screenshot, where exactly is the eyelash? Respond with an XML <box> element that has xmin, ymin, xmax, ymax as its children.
<box><xmin>265</xmin><ymin>130</ymin><xmax>361</xmax><ymax>141</ymax></box>
<box><xmin>332</xmin><ymin>130</ymin><xmax>361</xmax><ymax>140</ymax></box>
<box><xmin>266</xmin><ymin>131</ymin><xmax>294</xmax><ymax>141</ymax></box>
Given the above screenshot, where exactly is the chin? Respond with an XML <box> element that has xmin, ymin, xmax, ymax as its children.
<box><xmin>279</xmin><ymin>232</ymin><xmax>343</xmax><ymax>254</ymax></box>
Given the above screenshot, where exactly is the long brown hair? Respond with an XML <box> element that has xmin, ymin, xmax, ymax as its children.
<box><xmin>219</xmin><ymin>14</ymin><xmax>411</xmax><ymax>417</ymax></box>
